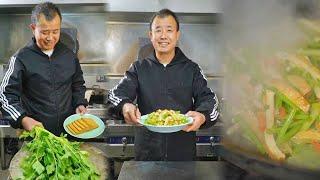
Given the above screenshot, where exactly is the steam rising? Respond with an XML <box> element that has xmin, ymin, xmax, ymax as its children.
<box><xmin>221</xmin><ymin>0</ymin><xmax>307</xmax><ymax>55</ymax></box>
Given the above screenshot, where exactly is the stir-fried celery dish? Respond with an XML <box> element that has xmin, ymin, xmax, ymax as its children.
<box><xmin>145</xmin><ymin>109</ymin><xmax>188</xmax><ymax>126</ymax></box>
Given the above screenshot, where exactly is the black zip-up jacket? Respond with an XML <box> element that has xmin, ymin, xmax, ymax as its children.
<box><xmin>0</xmin><ymin>38</ymin><xmax>87</xmax><ymax>135</ymax></box>
<box><xmin>107</xmin><ymin>47</ymin><xmax>219</xmax><ymax>161</ymax></box>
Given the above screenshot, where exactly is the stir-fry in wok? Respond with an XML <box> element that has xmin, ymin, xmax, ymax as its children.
<box><xmin>145</xmin><ymin>109</ymin><xmax>188</xmax><ymax>126</ymax></box>
<box><xmin>225</xmin><ymin>18</ymin><xmax>320</xmax><ymax>169</ymax></box>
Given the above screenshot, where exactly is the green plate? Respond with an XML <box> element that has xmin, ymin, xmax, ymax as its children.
<box><xmin>63</xmin><ymin>113</ymin><xmax>105</xmax><ymax>139</ymax></box>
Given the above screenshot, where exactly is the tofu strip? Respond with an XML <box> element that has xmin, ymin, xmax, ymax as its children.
<box><xmin>264</xmin><ymin>90</ymin><xmax>286</xmax><ymax>161</ymax></box>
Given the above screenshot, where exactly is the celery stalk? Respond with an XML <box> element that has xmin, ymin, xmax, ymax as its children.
<box><xmin>277</xmin><ymin>108</ymin><xmax>297</xmax><ymax>143</ymax></box>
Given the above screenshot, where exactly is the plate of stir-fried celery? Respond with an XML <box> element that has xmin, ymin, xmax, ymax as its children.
<box><xmin>139</xmin><ymin>109</ymin><xmax>193</xmax><ymax>133</ymax></box>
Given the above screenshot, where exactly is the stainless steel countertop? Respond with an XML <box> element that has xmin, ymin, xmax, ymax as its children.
<box><xmin>118</xmin><ymin>161</ymin><xmax>226</xmax><ymax>180</ymax></box>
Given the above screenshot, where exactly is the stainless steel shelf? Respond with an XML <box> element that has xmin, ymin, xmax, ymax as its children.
<box><xmin>0</xmin><ymin>3</ymin><xmax>107</xmax><ymax>14</ymax></box>
<box><xmin>106</xmin><ymin>12</ymin><xmax>220</xmax><ymax>24</ymax></box>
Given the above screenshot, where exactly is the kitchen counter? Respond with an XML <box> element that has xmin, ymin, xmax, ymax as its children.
<box><xmin>1</xmin><ymin>121</ymin><xmax>222</xmax><ymax>170</ymax></box>
<box><xmin>117</xmin><ymin>161</ymin><xmax>226</xmax><ymax>180</ymax></box>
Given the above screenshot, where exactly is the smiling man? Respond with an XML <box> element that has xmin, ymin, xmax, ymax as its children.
<box><xmin>31</xmin><ymin>13</ymin><xmax>60</xmax><ymax>52</ymax></box>
<box><xmin>107</xmin><ymin>9</ymin><xmax>219</xmax><ymax>161</ymax></box>
<box><xmin>0</xmin><ymin>2</ymin><xmax>87</xmax><ymax>135</ymax></box>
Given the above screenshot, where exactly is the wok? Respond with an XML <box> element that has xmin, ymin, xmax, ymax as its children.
<box><xmin>217</xmin><ymin>139</ymin><xmax>320</xmax><ymax>180</ymax></box>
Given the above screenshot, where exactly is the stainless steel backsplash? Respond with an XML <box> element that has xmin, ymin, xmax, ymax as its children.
<box><xmin>0</xmin><ymin>13</ymin><xmax>222</xmax><ymax>72</ymax></box>
<box><xmin>105</xmin><ymin>22</ymin><xmax>222</xmax><ymax>75</ymax></box>
<box><xmin>0</xmin><ymin>12</ymin><xmax>223</xmax><ymax>99</ymax></box>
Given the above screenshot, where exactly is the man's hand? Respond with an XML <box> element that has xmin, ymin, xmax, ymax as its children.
<box><xmin>183</xmin><ymin>111</ymin><xmax>206</xmax><ymax>132</ymax></box>
<box><xmin>76</xmin><ymin>105</ymin><xmax>87</xmax><ymax>115</ymax></box>
<box><xmin>122</xmin><ymin>103</ymin><xmax>141</xmax><ymax>124</ymax></box>
<box><xmin>21</xmin><ymin>116</ymin><xmax>43</xmax><ymax>131</ymax></box>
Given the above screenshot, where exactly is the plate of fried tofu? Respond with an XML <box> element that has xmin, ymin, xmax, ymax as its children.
<box><xmin>63</xmin><ymin>113</ymin><xmax>105</xmax><ymax>139</ymax></box>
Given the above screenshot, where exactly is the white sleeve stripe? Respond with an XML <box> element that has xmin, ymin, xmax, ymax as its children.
<box><xmin>0</xmin><ymin>56</ymin><xmax>21</xmax><ymax>119</ymax></box>
<box><xmin>0</xmin><ymin>57</ymin><xmax>19</xmax><ymax>120</ymax></box>
<box><xmin>211</xmin><ymin>115</ymin><xmax>218</xmax><ymax>121</ymax></box>
<box><xmin>0</xmin><ymin>56</ymin><xmax>21</xmax><ymax>120</ymax></box>
<box><xmin>210</xmin><ymin>94</ymin><xmax>219</xmax><ymax>114</ymax></box>
<box><xmin>198</xmin><ymin>65</ymin><xmax>219</xmax><ymax>122</ymax></box>
<box><xmin>109</xmin><ymin>85</ymin><xmax>122</xmax><ymax>104</ymax></box>
<box><xmin>109</xmin><ymin>100</ymin><xmax>119</xmax><ymax>106</ymax></box>
<box><xmin>1</xmin><ymin>57</ymin><xmax>21</xmax><ymax>117</ymax></box>
<box><xmin>198</xmin><ymin>65</ymin><xmax>208</xmax><ymax>81</ymax></box>
<box><xmin>108</xmin><ymin>89</ymin><xmax>119</xmax><ymax>105</ymax></box>
<box><xmin>108</xmin><ymin>92</ymin><xmax>121</xmax><ymax>106</ymax></box>
<box><xmin>209</xmin><ymin>94</ymin><xmax>219</xmax><ymax>121</ymax></box>
<box><xmin>108</xmin><ymin>75</ymin><xmax>129</xmax><ymax>106</ymax></box>
<box><xmin>210</xmin><ymin>111</ymin><xmax>219</xmax><ymax>120</ymax></box>
<box><xmin>108</xmin><ymin>94</ymin><xmax>116</xmax><ymax>105</ymax></box>
<box><xmin>210</xmin><ymin>110</ymin><xmax>219</xmax><ymax>117</ymax></box>
<box><xmin>110</xmin><ymin>88</ymin><xmax>121</xmax><ymax>102</ymax></box>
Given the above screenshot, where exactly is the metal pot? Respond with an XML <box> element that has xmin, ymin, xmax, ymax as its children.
<box><xmin>86</xmin><ymin>85</ymin><xmax>108</xmax><ymax>96</ymax></box>
<box><xmin>86</xmin><ymin>85</ymin><xmax>108</xmax><ymax>105</ymax></box>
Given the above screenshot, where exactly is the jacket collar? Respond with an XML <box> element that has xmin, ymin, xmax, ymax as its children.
<box><xmin>146</xmin><ymin>47</ymin><xmax>189</xmax><ymax>66</ymax></box>
<box><xmin>26</xmin><ymin>37</ymin><xmax>67</xmax><ymax>57</ymax></box>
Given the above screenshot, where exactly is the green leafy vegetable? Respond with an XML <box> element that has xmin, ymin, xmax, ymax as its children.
<box><xmin>19</xmin><ymin>127</ymin><xmax>100</xmax><ymax>180</ymax></box>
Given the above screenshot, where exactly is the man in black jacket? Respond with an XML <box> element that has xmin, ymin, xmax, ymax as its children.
<box><xmin>0</xmin><ymin>2</ymin><xmax>87</xmax><ymax>135</ymax></box>
<box><xmin>107</xmin><ymin>9</ymin><xmax>219</xmax><ymax>161</ymax></box>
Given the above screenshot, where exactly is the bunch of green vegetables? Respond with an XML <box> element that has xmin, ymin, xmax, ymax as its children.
<box><xmin>17</xmin><ymin>126</ymin><xmax>100</xmax><ymax>180</ymax></box>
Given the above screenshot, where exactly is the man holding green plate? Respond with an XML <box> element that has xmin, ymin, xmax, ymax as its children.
<box><xmin>107</xmin><ymin>9</ymin><xmax>219</xmax><ymax>161</ymax></box>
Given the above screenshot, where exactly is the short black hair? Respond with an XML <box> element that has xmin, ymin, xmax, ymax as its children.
<box><xmin>149</xmin><ymin>8</ymin><xmax>180</xmax><ymax>31</ymax></box>
<box><xmin>31</xmin><ymin>2</ymin><xmax>62</xmax><ymax>24</ymax></box>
